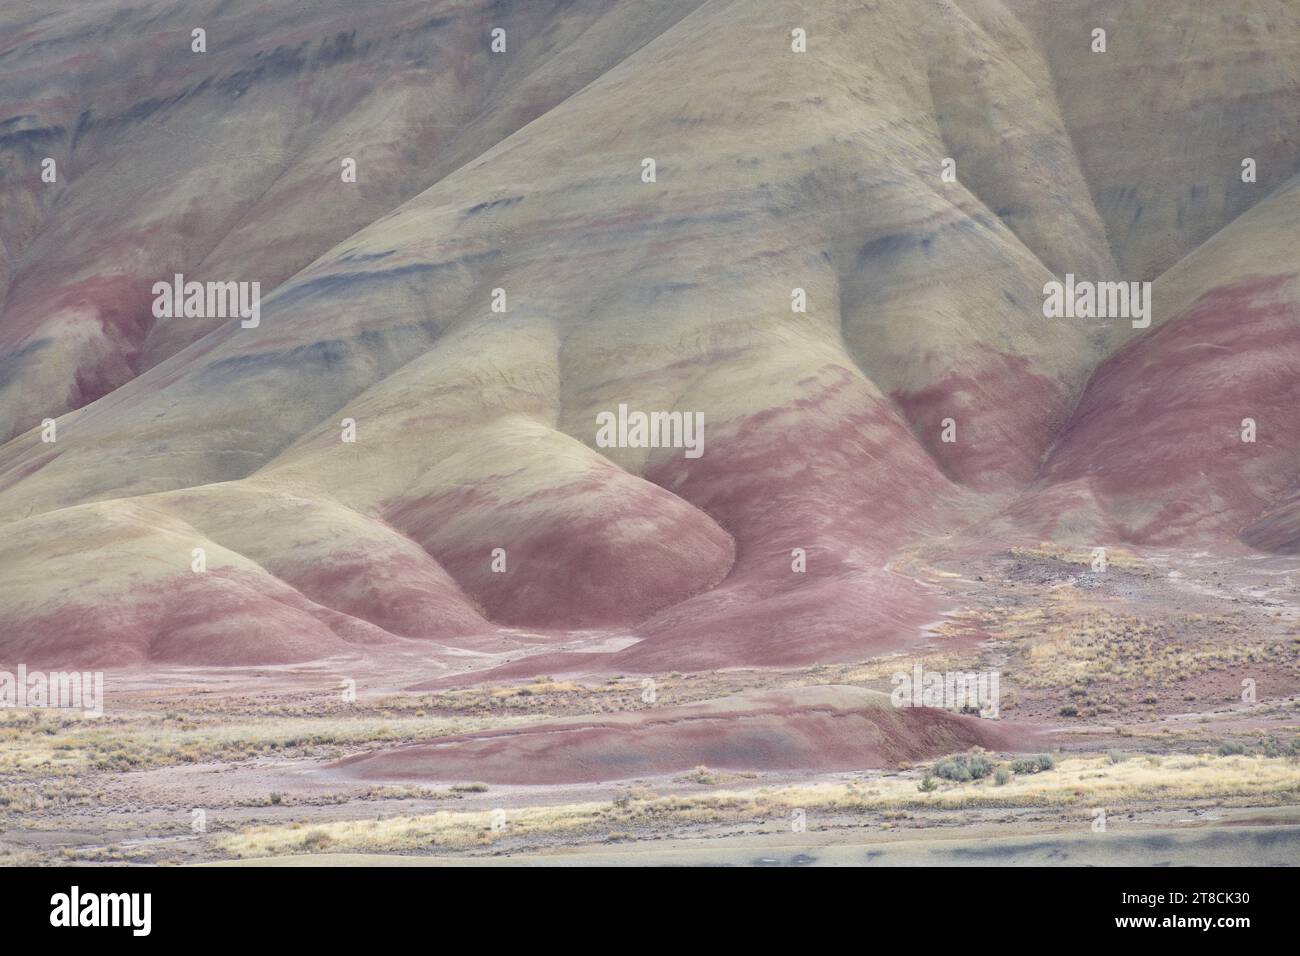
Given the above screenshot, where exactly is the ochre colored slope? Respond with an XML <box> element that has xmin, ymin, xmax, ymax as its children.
<box><xmin>1</xmin><ymin>0</ymin><xmax>1299</xmax><ymax>672</ymax></box>
<box><xmin>330</xmin><ymin>687</ymin><xmax>1028</xmax><ymax>783</ymax></box>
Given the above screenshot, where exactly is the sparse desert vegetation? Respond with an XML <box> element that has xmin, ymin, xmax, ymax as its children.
<box><xmin>0</xmin><ymin>707</ymin><xmax>541</xmax><ymax>775</ymax></box>
<box><xmin>2</xmin><ymin>0</ymin><xmax>1299</xmax><ymax>876</ymax></box>
<box><xmin>212</xmin><ymin>753</ymin><xmax>1300</xmax><ymax>859</ymax></box>
<box><xmin>1</xmin><ymin>546</ymin><xmax>1296</xmax><ymax>866</ymax></box>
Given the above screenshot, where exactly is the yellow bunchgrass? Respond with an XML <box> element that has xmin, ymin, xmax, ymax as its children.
<box><xmin>215</xmin><ymin>753</ymin><xmax>1300</xmax><ymax>858</ymax></box>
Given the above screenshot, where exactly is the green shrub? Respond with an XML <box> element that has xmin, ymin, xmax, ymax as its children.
<box><xmin>1011</xmin><ymin>754</ymin><xmax>1056</xmax><ymax>775</ymax></box>
<box><xmin>932</xmin><ymin>752</ymin><xmax>996</xmax><ymax>782</ymax></box>
<box><xmin>932</xmin><ymin>758</ymin><xmax>968</xmax><ymax>782</ymax></box>
<box><xmin>300</xmin><ymin>830</ymin><xmax>332</xmax><ymax>850</ymax></box>
<box><xmin>1259</xmin><ymin>737</ymin><xmax>1296</xmax><ymax>758</ymax></box>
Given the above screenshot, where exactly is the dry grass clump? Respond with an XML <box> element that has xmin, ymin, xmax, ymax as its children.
<box><xmin>994</xmin><ymin>593</ymin><xmax>1276</xmax><ymax>688</ymax></box>
<box><xmin>215</xmin><ymin>753</ymin><xmax>1300</xmax><ymax>858</ymax></box>
<box><xmin>675</xmin><ymin>765</ymin><xmax>758</xmax><ymax>786</ymax></box>
<box><xmin>0</xmin><ymin>711</ymin><xmax>538</xmax><ymax>773</ymax></box>
<box><xmin>1009</xmin><ymin>544</ymin><xmax>1149</xmax><ymax>573</ymax></box>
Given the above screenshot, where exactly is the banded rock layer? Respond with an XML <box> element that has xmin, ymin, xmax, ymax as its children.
<box><xmin>1</xmin><ymin>0</ymin><xmax>1299</xmax><ymax>670</ymax></box>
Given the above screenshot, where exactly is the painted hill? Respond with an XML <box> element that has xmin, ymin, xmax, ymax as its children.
<box><xmin>1</xmin><ymin>0</ymin><xmax>1298</xmax><ymax>671</ymax></box>
<box><xmin>329</xmin><ymin>686</ymin><xmax>1027</xmax><ymax>785</ymax></box>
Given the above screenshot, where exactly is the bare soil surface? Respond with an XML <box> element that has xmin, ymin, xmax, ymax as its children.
<box><xmin>3</xmin><ymin>545</ymin><xmax>1297</xmax><ymax>866</ymax></box>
